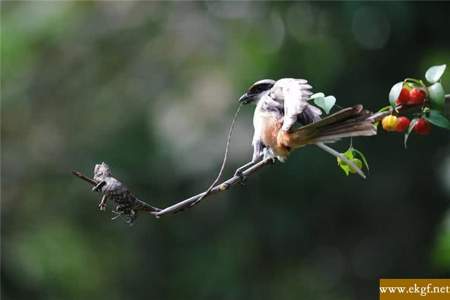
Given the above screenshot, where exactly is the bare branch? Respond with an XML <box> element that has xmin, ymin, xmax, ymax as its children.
<box><xmin>72</xmin><ymin>171</ymin><xmax>97</xmax><ymax>185</ymax></box>
<box><xmin>72</xmin><ymin>158</ymin><xmax>275</xmax><ymax>219</ymax></box>
<box><xmin>154</xmin><ymin>157</ymin><xmax>275</xmax><ymax>217</ymax></box>
<box><xmin>73</xmin><ymin>95</ymin><xmax>450</xmax><ymax>221</ymax></box>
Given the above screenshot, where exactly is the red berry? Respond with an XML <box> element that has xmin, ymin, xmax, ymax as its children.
<box><xmin>408</xmin><ymin>88</ymin><xmax>426</xmax><ymax>106</ymax></box>
<box><xmin>396</xmin><ymin>88</ymin><xmax>410</xmax><ymax>105</ymax></box>
<box><xmin>395</xmin><ymin>116</ymin><xmax>410</xmax><ymax>132</ymax></box>
<box><xmin>413</xmin><ymin>118</ymin><xmax>431</xmax><ymax>135</ymax></box>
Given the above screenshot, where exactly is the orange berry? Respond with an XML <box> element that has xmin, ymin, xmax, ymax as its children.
<box><xmin>382</xmin><ymin>115</ymin><xmax>398</xmax><ymax>131</ymax></box>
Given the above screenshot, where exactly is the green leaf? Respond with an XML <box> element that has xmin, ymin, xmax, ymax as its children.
<box><xmin>336</xmin><ymin>147</ymin><xmax>370</xmax><ymax>176</ymax></box>
<box><xmin>424</xmin><ymin>109</ymin><xmax>450</xmax><ymax>130</ymax></box>
<box><xmin>339</xmin><ymin>163</ymin><xmax>351</xmax><ymax>176</ymax></box>
<box><xmin>314</xmin><ymin>95</ymin><xmax>336</xmax><ymax>114</ymax></box>
<box><xmin>389</xmin><ymin>82</ymin><xmax>403</xmax><ymax>108</ymax></box>
<box><xmin>351</xmin><ymin>148</ymin><xmax>370</xmax><ymax>171</ymax></box>
<box><xmin>427</xmin><ymin>82</ymin><xmax>446</xmax><ymax>110</ymax></box>
<box><xmin>425</xmin><ymin>64</ymin><xmax>447</xmax><ymax>84</ymax></box>
<box><xmin>404</xmin><ymin>78</ymin><xmax>426</xmax><ymax>88</ymax></box>
<box><xmin>348</xmin><ymin>159</ymin><xmax>363</xmax><ymax>174</ymax></box>
<box><xmin>309</xmin><ymin>92</ymin><xmax>325</xmax><ymax>99</ymax></box>
<box><xmin>337</xmin><ymin>148</ymin><xmax>354</xmax><ymax>176</ymax></box>
<box><xmin>404</xmin><ymin>118</ymin><xmax>418</xmax><ymax>148</ymax></box>
<box><xmin>378</xmin><ymin>105</ymin><xmax>392</xmax><ymax>113</ymax></box>
<box><xmin>324</xmin><ymin>96</ymin><xmax>336</xmax><ymax>112</ymax></box>
<box><xmin>337</xmin><ymin>148</ymin><xmax>354</xmax><ymax>163</ymax></box>
<box><xmin>343</xmin><ymin>149</ymin><xmax>354</xmax><ymax>160</ymax></box>
<box><xmin>313</xmin><ymin>96</ymin><xmax>325</xmax><ymax>108</ymax></box>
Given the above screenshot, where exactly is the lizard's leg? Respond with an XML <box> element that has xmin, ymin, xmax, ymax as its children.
<box><xmin>126</xmin><ymin>210</ymin><xmax>137</xmax><ymax>225</ymax></box>
<box><xmin>98</xmin><ymin>194</ymin><xmax>108</xmax><ymax>211</ymax></box>
<box><xmin>92</xmin><ymin>181</ymin><xmax>106</xmax><ymax>192</ymax></box>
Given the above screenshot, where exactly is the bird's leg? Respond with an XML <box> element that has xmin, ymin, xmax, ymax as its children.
<box><xmin>263</xmin><ymin>148</ymin><xmax>277</xmax><ymax>163</ymax></box>
<box><xmin>233</xmin><ymin>141</ymin><xmax>264</xmax><ymax>183</ymax></box>
<box><xmin>92</xmin><ymin>180</ymin><xmax>106</xmax><ymax>192</ymax></box>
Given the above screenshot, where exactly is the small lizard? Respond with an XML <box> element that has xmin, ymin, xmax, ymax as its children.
<box><xmin>92</xmin><ymin>162</ymin><xmax>160</xmax><ymax>224</ymax></box>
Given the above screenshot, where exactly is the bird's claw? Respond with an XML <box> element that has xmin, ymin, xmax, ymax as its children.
<box><xmin>233</xmin><ymin>170</ymin><xmax>247</xmax><ymax>185</ymax></box>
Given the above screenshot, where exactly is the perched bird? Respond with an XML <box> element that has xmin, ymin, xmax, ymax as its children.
<box><xmin>235</xmin><ymin>78</ymin><xmax>377</xmax><ymax>178</ymax></box>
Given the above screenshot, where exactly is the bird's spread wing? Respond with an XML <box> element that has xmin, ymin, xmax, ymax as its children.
<box><xmin>272</xmin><ymin>78</ymin><xmax>318</xmax><ymax>131</ymax></box>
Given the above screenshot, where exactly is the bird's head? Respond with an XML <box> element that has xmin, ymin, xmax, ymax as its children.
<box><xmin>239</xmin><ymin>79</ymin><xmax>275</xmax><ymax>104</ymax></box>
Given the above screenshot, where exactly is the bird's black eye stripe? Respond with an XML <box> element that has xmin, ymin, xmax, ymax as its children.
<box><xmin>248</xmin><ymin>83</ymin><xmax>273</xmax><ymax>94</ymax></box>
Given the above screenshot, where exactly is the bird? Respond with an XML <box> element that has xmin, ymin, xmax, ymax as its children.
<box><xmin>235</xmin><ymin>78</ymin><xmax>377</xmax><ymax>178</ymax></box>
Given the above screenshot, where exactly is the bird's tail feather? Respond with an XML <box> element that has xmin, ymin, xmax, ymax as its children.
<box><xmin>289</xmin><ymin>105</ymin><xmax>377</xmax><ymax>147</ymax></box>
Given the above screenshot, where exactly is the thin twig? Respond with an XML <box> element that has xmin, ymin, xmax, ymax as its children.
<box><xmin>72</xmin><ymin>158</ymin><xmax>274</xmax><ymax>218</ymax></box>
<box><xmin>153</xmin><ymin>157</ymin><xmax>274</xmax><ymax>217</ymax></box>
<box><xmin>72</xmin><ymin>171</ymin><xmax>97</xmax><ymax>185</ymax></box>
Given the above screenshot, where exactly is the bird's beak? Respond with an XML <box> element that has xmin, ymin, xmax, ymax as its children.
<box><xmin>238</xmin><ymin>93</ymin><xmax>251</xmax><ymax>104</ymax></box>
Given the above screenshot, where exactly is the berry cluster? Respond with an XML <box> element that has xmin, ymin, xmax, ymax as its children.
<box><xmin>396</xmin><ymin>87</ymin><xmax>426</xmax><ymax>106</ymax></box>
<box><xmin>337</xmin><ymin>64</ymin><xmax>447</xmax><ymax>176</ymax></box>
<box><xmin>382</xmin><ymin>115</ymin><xmax>431</xmax><ymax>135</ymax></box>
<box><xmin>380</xmin><ymin>64</ymin><xmax>448</xmax><ymax>146</ymax></box>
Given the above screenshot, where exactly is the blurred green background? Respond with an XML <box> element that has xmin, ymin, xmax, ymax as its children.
<box><xmin>2</xmin><ymin>1</ymin><xmax>450</xmax><ymax>300</ymax></box>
